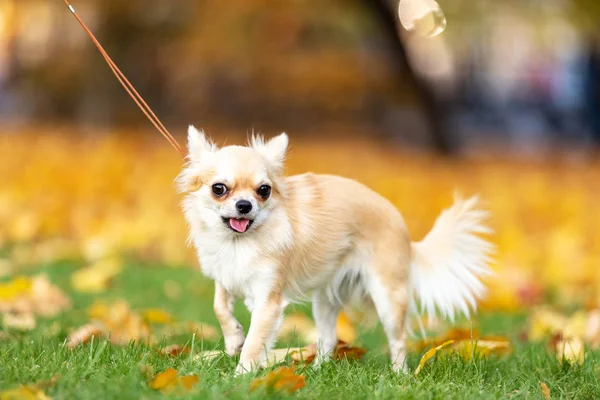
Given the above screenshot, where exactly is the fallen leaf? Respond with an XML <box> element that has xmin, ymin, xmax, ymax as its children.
<box><xmin>194</xmin><ymin>350</ymin><xmax>223</xmax><ymax>361</ymax></box>
<box><xmin>286</xmin><ymin>341</ymin><xmax>366</xmax><ymax>365</ymax></box>
<box><xmin>556</xmin><ymin>337</ymin><xmax>585</xmax><ymax>365</ymax></box>
<box><xmin>335</xmin><ymin>341</ymin><xmax>367</xmax><ymax>361</ymax></box>
<box><xmin>0</xmin><ymin>276</ymin><xmax>32</xmax><ymax>302</ymax></box>
<box><xmin>30</xmin><ymin>275</ymin><xmax>72</xmax><ymax>317</ymax></box>
<box><xmin>143</xmin><ymin>309</ymin><xmax>174</xmax><ymax>324</ymax></box>
<box><xmin>149</xmin><ymin>368</ymin><xmax>179</xmax><ymax>392</ymax></box>
<box><xmin>160</xmin><ymin>321</ymin><xmax>219</xmax><ymax>341</ymax></box>
<box><xmin>67</xmin><ymin>323</ymin><xmax>105</xmax><ymax>349</ymax></box>
<box><xmin>336</xmin><ymin>312</ymin><xmax>356</xmax><ymax>344</ymax></box>
<box><xmin>2</xmin><ymin>312</ymin><xmax>36</xmax><ymax>331</ymax></box>
<box><xmin>0</xmin><ymin>376</ymin><xmax>58</xmax><ymax>400</ymax></box>
<box><xmin>414</xmin><ymin>340</ymin><xmax>455</xmax><ymax>375</ymax></box>
<box><xmin>149</xmin><ymin>368</ymin><xmax>199</xmax><ymax>394</ymax></box>
<box><xmin>540</xmin><ymin>382</ymin><xmax>550</xmax><ymax>400</ymax></box>
<box><xmin>70</xmin><ymin>257</ymin><xmax>122</xmax><ymax>293</ymax></box>
<box><xmin>0</xmin><ymin>386</ymin><xmax>50</xmax><ymax>400</ymax></box>
<box><xmin>249</xmin><ymin>366</ymin><xmax>305</xmax><ymax>394</ymax></box>
<box><xmin>455</xmin><ymin>339</ymin><xmax>512</xmax><ymax>360</ymax></box>
<box><xmin>180</xmin><ymin>375</ymin><xmax>199</xmax><ymax>389</ymax></box>
<box><xmin>160</xmin><ymin>344</ymin><xmax>190</xmax><ymax>357</ymax></box>
<box><xmin>289</xmin><ymin>344</ymin><xmax>317</xmax><ymax>364</ymax></box>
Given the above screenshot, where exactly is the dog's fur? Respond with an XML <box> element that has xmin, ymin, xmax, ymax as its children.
<box><xmin>177</xmin><ymin>126</ymin><xmax>494</xmax><ymax>375</ymax></box>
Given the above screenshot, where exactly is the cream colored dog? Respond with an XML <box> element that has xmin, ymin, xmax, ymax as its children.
<box><xmin>177</xmin><ymin>126</ymin><xmax>494</xmax><ymax>375</ymax></box>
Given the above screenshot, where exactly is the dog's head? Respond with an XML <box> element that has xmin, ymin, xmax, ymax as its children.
<box><xmin>177</xmin><ymin>126</ymin><xmax>288</xmax><ymax>236</ymax></box>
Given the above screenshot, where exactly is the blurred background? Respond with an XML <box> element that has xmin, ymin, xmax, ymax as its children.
<box><xmin>1</xmin><ymin>0</ymin><xmax>600</xmax><ymax>335</ymax></box>
<box><xmin>1</xmin><ymin>0</ymin><xmax>600</xmax><ymax>151</ymax></box>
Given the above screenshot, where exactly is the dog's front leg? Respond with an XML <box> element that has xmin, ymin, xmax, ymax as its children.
<box><xmin>235</xmin><ymin>292</ymin><xmax>284</xmax><ymax>375</ymax></box>
<box><xmin>213</xmin><ymin>283</ymin><xmax>245</xmax><ymax>356</ymax></box>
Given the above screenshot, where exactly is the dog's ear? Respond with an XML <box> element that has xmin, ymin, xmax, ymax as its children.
<box><xmin>187</xmin><ymin>125</ymin><xmax>217</xmax><ymax>162</ymax></box>
<box><xmin>251</xmin><ymin>133</ymin><xmax>288</xmax><ymax>174</ymax></box>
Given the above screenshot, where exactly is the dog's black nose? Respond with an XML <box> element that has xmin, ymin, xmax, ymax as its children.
<box><xmin>236</xmin><ymin>200</ymin><xmax>253</xmax><ymax>214</ymax></box>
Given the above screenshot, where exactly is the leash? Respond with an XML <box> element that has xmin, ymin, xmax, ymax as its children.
<box><xmin>62</xmin><ymin>0</ymin><xmax>186</xmax><ymax>157</ymax></box>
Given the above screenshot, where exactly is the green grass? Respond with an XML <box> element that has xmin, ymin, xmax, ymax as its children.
<box><xmin>1</xmin><ymin>261</ymin><xmax>599</xmax><ymax>399</ymax></box>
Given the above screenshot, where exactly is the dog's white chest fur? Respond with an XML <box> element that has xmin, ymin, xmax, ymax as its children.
<box><xmin>196</xmin><ymin>236</ymin><xmax>271</xmax><ymax>299</ymax></box>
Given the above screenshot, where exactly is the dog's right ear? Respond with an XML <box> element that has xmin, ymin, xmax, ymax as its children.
<box><xmin>187</xmin><ymin>125</ymin><xmax>217</xmax><ymax>162</ymax></box>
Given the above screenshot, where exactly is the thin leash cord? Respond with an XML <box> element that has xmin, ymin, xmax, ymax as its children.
<box><xmin>62</xmin><ymin>0</ymin><xmax>186</xmax><ymax>157</ymax></box>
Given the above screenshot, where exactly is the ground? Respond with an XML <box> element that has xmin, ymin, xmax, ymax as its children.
<box><xmin>1</xmin><ymin>261</ymin><xmax>599</xmax><ymax>400</ymax></box>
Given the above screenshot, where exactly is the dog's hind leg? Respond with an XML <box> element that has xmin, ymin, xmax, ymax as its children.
<box><xmin>368</xmin><ymin>242</ymin><xmax>411</xmax><ymax>373</ymax></box>
<box><xmin>312</xmin><ymin>289</ymin><xmax>340</xmax><ymax>365</ymax></box>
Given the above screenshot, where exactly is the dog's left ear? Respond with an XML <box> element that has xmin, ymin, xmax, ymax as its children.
<box><xmin>252</xmin><ymin>133</ymin><xmax>288</xmax><ymax>174</ymax></box>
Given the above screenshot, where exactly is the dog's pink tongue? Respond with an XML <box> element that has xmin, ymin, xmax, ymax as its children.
<box><xmin>229</xmin><ymin>218</ymin><xmax>250</xmax><ymax>233</ymax></box>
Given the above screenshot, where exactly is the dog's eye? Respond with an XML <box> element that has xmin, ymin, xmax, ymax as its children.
<box><xmin>257</xmin><ymin>185</ymin><xmax>271</xmax><ymax>199</ymax></box>
<box><xmin>212</xmin><ymin>183</ymin><xmax>227</xmax><ymax>197</ymax></box>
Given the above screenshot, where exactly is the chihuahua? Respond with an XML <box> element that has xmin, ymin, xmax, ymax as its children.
<box><xmin>177</xmin><ymin>126</ymin><xmax>494</xmax><ymax>375</ymax></box>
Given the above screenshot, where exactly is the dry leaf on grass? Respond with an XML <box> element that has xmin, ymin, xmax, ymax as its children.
<box><xmin>414</xmin><ymin>333</ymin><xmax>512</xmax><ymax>375</ymax></box>
<box><xmin>142</xmin><ymin>309</ymin><xmax>174</xmax><ymax>324</ymax></box>
<box><xmin>0</xmin><ymin>386</ymin><xmax>51</xmax><ymax>400</ymax></box>
<box><xmin>194</xmin><ymin>350</ymin><xmax>223</xmax><ymax>361</ymax></box>
<box><xmin>70</xmin><ymin>257</ymin><xmax>122</xmax><ymax>293</ymax></box>
<box><xmin>2</xmin><ymin>312</ymin><xmax>36</xmax><ymax>331</ymax></box>
<box><xmin>287</xmin><ymin>341</ymin><xmax>366</xmax><ymax>365</ymax></box>
<box><xmin>0</xmin><ymin>376</ymin><xmax>58</xmax><ymax>400</ymax></box>
<box><xmin>69</xmin><ymin>300</ymin><xmax>151</xmax><ymax>347</ymax></box>
<box><xmin>540</xmin><ymin>382</ymin><xmax>551</xmax><ymax>400</ymax></box>
<box><xmin>70</xmin><ymin>299</ymin><xmax>218</xmax><ymax>349</ymax></box>
<box><xmin>149</xmin><ymin>368</ymin><xmax>199</xmax><ymax>394</ymax></box>
<box><xmin>159</xmin><ymin>321</ymin><xmax>219</xmax><ymax>341</ymax></box>
<box><xmin>455</xmin><ymin>339</ymin><xmax>512</xmax><ymax>359</ymax></box>
<box><xmin>67</xmin><ymin>323</ymin><xmax>104</xmax><ymax>349</ymax></box>
<box><xmin>555</xmin><ymin>337</ymin><xmax>585</xmax><ymax>365</ymax></box>
<box><xmin>414</xmin><ymin>340</ymin><xmax>455</xmax><ymax>375</ymax></box>
<box><xmin>0</xmin><ymin>275</ymin><xmax>71</xmax><ymax>317</ymax></box>
<box><xmin>159</xmin><ymin>344</ymin><xmax>190</xmax><ymax>357</ymax></box>
<box><xmin>249</xmin><ymin>366</ymin><xmax>305</xmax><ymax>394</ymax></box>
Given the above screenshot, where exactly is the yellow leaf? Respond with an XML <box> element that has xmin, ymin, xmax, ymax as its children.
<box><xmin>70</xmin><ymin>258</ymin><xmax>122</xmax><ymax>293</ymax></box>
<box><xmin>0</xmin><ymin>377</ymin><xmax>57</xmax><ymax>400</ymax></box>
<box><xmin>149</xmin><ymin>368</ymin><xmax>199</xmax><ymax>393</ymax></box>
<box><xmin>180</xmin><ymin>375</ymin><xmax>199</xmax><ymax>390</ymax></box>
<box><xmin>336</xmin><ymin>312</ymin><xmax>356</xmax><ymax>344</ymax></box>
<box><xmin>149</xmin><ymin>368</ymin><xmax>179</xmax><ymax>391</ymax></box>
<box><xmin>556</xmin><ymin>337</ymin><xmax>584</xmax><ymax>365</ymax></box>
<box><xmin>540</xmin><ymin>382</ymin><xmax>550</xmax><ymax>400</ymax></box>
<box><xmin>250</xmin><ymin>366</ymin><xmax>305</xmax><ymax>394</ymax></box>
<box><xmin>414</xmin><ymin>340</ymin><xmax>454</xmax><ymax>375</ymax></box>
<box><xmin>0</xmin><ymin>276</ymin><xmax>32</xmax><ymax>301</ymax></box>
<box><xmin>142</xmin><ymin>309</ymin><xmax>174</xmax><ymax>324</ymax></box>
<box><xmin>455</xmin><ymin>339</ymin><xmax>512</xmax><ymax>360</ymax></box>
<box><xmin>0</xmin><ymin>386</ymin><xmax>50</xmax><ymax>400</ymax></box>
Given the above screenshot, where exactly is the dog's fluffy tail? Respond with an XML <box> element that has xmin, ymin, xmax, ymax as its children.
<box><xmin>410</xmin><ymin>195</ymin><xmax>495</xmax><ymax>327</ymax></box>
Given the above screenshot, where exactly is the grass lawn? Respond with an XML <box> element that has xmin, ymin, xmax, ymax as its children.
<box><xmin>1</xmin><ymin>261</ymin><xmax>599</xmax><ymax>399</ymax></box>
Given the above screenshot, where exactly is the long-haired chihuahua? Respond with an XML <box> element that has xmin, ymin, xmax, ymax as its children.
<box><xmin>177</xmin><ymin>126</ymin><xmax>494</xmax><ymax>375</ymax></box>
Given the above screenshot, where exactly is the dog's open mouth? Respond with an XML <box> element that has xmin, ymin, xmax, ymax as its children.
<box><xmin>223</xmin><ymin>217</ymin><xmax>253</xmax><ymax>233</ymax></box>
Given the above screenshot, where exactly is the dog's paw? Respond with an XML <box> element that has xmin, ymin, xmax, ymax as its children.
<box><xmin>224</xmin><ymin>330</ymin><xmax>245</xmax><ymax>357</ymax></box>
<box><xmin>234</xmin><ymin>361</ymin><xmax>259</xmax><ymax>377</ymax></box>
<box><xmin>391</xmin><ymin>362</ymin><xmax>409</xmax><ymax>374</ymax></box>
